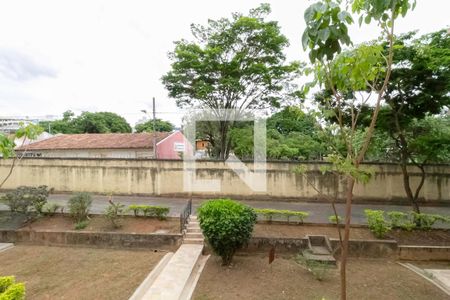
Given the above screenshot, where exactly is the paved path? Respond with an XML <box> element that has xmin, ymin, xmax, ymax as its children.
<box><xmin>0</xmin><ymin>243</ymin><xmax>14</xmax><ymax>252</ymax></box>
<box><xmin>1</xmin><ymin>193</ymin><xmax>450</xmax><ymax>226</ymax></box>
<box><xmin>426</xmin><ymin>269</ymin><xmax>450</xmax><ymax>294</ymax></box>
<box><xmin>139</xmin><ymin>244</ymin><xmax>204</xmax><ymax>300</ymax></box>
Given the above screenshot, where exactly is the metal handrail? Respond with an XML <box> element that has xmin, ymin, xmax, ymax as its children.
<box><xmin>180</xmin><ymin>199</ymin><xmax>192</xmax><ymax>233</ymax></box>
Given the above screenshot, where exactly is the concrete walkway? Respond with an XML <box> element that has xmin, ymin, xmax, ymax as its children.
<box><xmin>426</xmin><ymin>269</ymin><xmax>450</xmax><ymax>295</ymax></box>
<box><xmin>400</xmin><ymin>263</ymin><xmax>450</xmax><ymax>296</ymax></box>
<box><xmin>139</xmin><ymin>244</ymin><xmax>204</xmax><ymax>300</ymax></box>
<box><xmin>0</xmin><ymin>243</ymin><xmax>14</xmax><ymax>253</ymax></box>
<box><xmin>1</xmin><ymin>193</ymin><xmax>449</xmax><ymax>226</ymax></box>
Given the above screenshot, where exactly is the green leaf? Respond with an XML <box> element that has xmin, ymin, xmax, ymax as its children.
<box><xmin>318</xmin><ymin>28</ymin><xmax>330</xmax><ymax>42</ymax></box>
<box><xmin>301</xmin><ymin>30</ymin><xmax>310</xmax><ymax>50</ymax></box>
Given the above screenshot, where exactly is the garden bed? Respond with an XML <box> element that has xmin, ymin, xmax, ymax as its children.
<box><xmin>20</xmin><ymin>214</ymin><xmax>179</xmax><ymax>234</ymax></box>
<box><xmin>0</xmin><ymin>244</ymin><xmax>163</xmax><ymax>300</ymax></box>
<box><xmin>193</xmin><ymin>254</ymin><xmax>449</xmax><ymax>299</ymax></box>
<box><xmin>252</xmin><ymin>223</ymin><xmax>450</xmax><ymax>246</ymax></box>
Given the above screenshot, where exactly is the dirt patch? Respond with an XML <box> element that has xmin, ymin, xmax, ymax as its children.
<box><xmin>253</xmin><ymin>224</ymin><xmax>374</xmax><ymax>240</ymax></box>
<box><xmin>387</xmin><ymin>229</ymin><xmax>450</xmax><ymax>246</ymax></box>
<box><xmin>193</xmin><ymin>254</ymin><xmax>448</xmax><ymax>300</ymax></box>
<box><xmin>20</xmin><ymin>215</ymin><xmax>179</xmax><ymax>234</ymax></box>
<box><xmin>0</xmin><ymin>244</ymin><xmax>163</xmax><ymax>300</ymax></box>
<box><xmin>253</xmin><ymin>223</ymin><xmax>450</xmax><ymax>246</ymax></box>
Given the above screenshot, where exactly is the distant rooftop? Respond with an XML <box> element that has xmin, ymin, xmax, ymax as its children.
<box><xmin>15</xmin><ymin>132</ymin><xmax>172</xmax><ymax>151</ymax></box>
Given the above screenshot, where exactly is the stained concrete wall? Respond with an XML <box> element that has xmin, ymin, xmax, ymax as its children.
<box><xmin>18</xmin><ymin>148</ymin><xmax>153</xmax><ymax>159</ymax></box>
<box><xmin>0</xmin><ymin>158</ymin><xmax>448</xmax><ymax>203</ymax></box>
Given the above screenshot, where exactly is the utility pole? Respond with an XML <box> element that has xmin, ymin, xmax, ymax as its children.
<box><xmin>152</xmin><ymin>97</ymin><xmax>157</xmax><ymax>159</ymax></box>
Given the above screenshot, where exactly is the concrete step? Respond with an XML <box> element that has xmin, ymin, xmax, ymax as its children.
<box><xmin>189</xmin><ymin>215</ymin><xmax>198</xmax><ymax>220</ymax></box>
<box><xmin>187</xmin><ymin>224</ymin><xmax>201</xmax><ymax>229</ymax></box>
<box><xmin>310</xmin><ymin>245</ymin><xmax>331</xmax><ymax>255</ymax></box>
<box><xmin>185</xmin><ymin>232</ymin><xmax>203</xmax><ymax>239</ymax></box>
<box><xmin>303</xmin><ymin>250</ymin><xmax>336</xmax><ymax>265</ymax></box>
<box><xmin>189</xmin><ymin>221</ymin><xmax>200</xmax><ymax>226</ymax></box>
<box><xmin>187</xmin><ymin>228</ymin><xmax>202</xmax><ymax>233</ymax></box>
<box><xmin>140</xmin><ymin>244</ymin><xmax>204</xmax><ymax>300</ymax></box>
<box><xmin>184</xmin><ymin>238</ymin><xmax>204</xmax><ymax>245</ymax></box>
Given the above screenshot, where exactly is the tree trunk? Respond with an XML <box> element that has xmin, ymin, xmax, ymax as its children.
<box><xmin>218</xmin><ymin>121</ymin><xmax>230</xmax><ymax>160</ymax></box>
<box><xmin>399</xmin><ymin>159</ymin><xmax>420</xmax><ymax>213</ymax></box>
<box><xmin>394</xmin><ymin>112</ymin><xmax>421</xmax><ymax>214</ymax></box>
<box><xmin>340</xmin><ymin>176</ymin><xmax>355</xmax><ymax>300</ymax></box>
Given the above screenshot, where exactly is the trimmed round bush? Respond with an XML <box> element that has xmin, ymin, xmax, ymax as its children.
<box><xmin>198</xmin><ymin>199</ymin><xmax>257</xmax><ymax>265</ymax></box>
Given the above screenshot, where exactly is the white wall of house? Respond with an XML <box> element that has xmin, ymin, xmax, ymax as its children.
<box><xmin>19</xmin><ymin>148</ymin><xmax>153</xmax><ymax>159</ymax></box>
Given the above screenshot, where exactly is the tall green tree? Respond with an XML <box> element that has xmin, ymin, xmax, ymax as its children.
<box><xmin>229</xmin><ymin>107</ymin><xmax>326</xmax><ymax>160</ymax></box>
<box><xmin>135</xmin><ymin>119</ymin><xmax>174</xmax><ymax>133</ymax></box>
<box><xmin>39</xmin><ymin>111</ymin><xmax>132</xmax><ymax>134</ymax></box>
<box><xmin>376</xmin><ymin>29</ymin><xmax>450</xmax><ymax>213</ymax></box>
<box><xmin>302</xmin><ymin>0</ymin><xmax>415</xmax><ymax>298</ymax></box>
<box><xmin>162</xmin><ymin>4</ymin><xmax>301</xmax><ymax>159</ymax></box>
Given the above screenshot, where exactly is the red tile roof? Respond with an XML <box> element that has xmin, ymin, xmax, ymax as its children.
<box><xmin>16</xmin><ymin>133</ymin><xmax>172</xmax><ymax>151</ymax></box>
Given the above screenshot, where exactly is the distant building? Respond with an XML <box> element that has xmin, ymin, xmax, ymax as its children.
<box><xmin>0</xmin><ymin>115</ymin><xmax>58</xmax><ymax>134</ymax></box>
<box><xmin>15</xmin><ymin>131</ymin><xmax>193</xmax><ymax>159</ymax></box>
<box><xmin>195</xmin><ymin>139</ymin><xmax>211</xmax><ymax>159</ymax></box>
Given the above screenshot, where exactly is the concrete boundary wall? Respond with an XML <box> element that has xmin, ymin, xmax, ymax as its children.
<box><xmin>0</xmin><ymin>229</ymin><xmax>182</xmax><ymax>251</ymax></box>
<box><xmin>0</xmin><ymin>158</ymin><xmax>448</xmax><ymax>203</ymax></box>
<box><xmin>244</xmin><ymin>236</ymin><xmax>399</xmax><ymax>258</ymax></box>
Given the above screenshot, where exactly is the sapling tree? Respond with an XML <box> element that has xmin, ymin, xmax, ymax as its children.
<box><xmin>0</xmin><ymin>124</ymin><xmax>42</xmax><ymax>190</ymax></box>
<box><xmin>301</xmin><ymin>0</ymin><xmax>415</xmax><ymax>299</ymax></box>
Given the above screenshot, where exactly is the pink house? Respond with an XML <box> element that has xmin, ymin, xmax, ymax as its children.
<box><xmin>16</xmin><ymin>131</ymin><xmax>193</xmax><ymax>160</ymax></box>
<box><xmin>156</xmin><ymin>130</ymin><xmax>194</xmax><ymax>159</ymax></box>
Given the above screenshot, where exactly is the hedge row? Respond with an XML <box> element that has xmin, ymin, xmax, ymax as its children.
<box><xmin>365</xmin><ymin>209</ymin><xmax>450</xmax><ymax>238</ymax></box>
<box><xmin>127</xmin><ymin>205</ymin><xmax>170</xmax><ymax>220</ymax></box>
<box><xmin>254</xmin><ymin>208</ymin><xmax>309</xmax><ymax>223</ymax></box>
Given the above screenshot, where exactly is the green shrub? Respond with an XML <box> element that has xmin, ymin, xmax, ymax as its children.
<box><xmin>254</xmin><ymin>209</ymin><xmax>279</xmax><ymax>222</ymax></box>
<box><xmin>364</xmin><ymin>209</ymin><xmax>391</xmax><ymax>239</ymax></box>
<box><xmin>69</xmin><ymin>193</ymin><xmax>92</xmax><ymax>223</ymax></box>
<box><xmin>152</xmin><ymin>206</ymin><xmax>170</xmax><ymax>220</ymax></box>
<box><xmin>128</xmin><ymin>204</ymin><xmax>142</xmax><ymax>216</ymax></box>
<box><xmin>254</xmin><ymin>208</ymin><xmax>309</xmax><ymax>224</ymax></box>
<box><xmin>386</xmin><ymin>211</ymin><xmax>415</xmax><ymax>231</ymax></box>
<box><xmin>74</xmin><ymin>220</ymin><xmax>89</xmax><ymax>230</ymax></box>
<box><xmin>0</xmin><ymin>283</ymin><xmax>25</xmax><ymax>300</ymax></box>
<box><xmin>198</xmin><ymin>199</ymin><xmax>256</xmax><ymax>265</ymax></box>
<box><xmin>0</xmin><ymin>186</ymin><xmax>49</xmax><ymax>215</ymax></box>
<box><xmin>0</xmin><ymin>276</ymin><xmax>25</xmax><ymax>300</ymax></box>
<box><xmin>105</xmin><ymin>201</ymin><xmax>125</xmax><ymax>228</ymax></box>
<box><xmin>127</xmin><ymin>205</ymin><xmax>170</xmax><ymax>219</ymax></box>
<box><xmin>0</xmin><ymin>277</ymin><xmax>14</xmax><ymax>293</ymax></box>
<box><xmin>387</xmin><ymin>211</ymin><xmax>409</xmax><ymax>228</ymax></box>
<box><xmin>328</xmin><ymin>215</ymin><xmax>342</xmax><ymax>224</ymax></box>
<box><xmin>42</xmin><ymin>203</ymin><xmax>61</xmax><ymax>216</ymax></box>
<box><xmin>412</xmin><ymin>213</ymin><xmax>439</xmax><ymax>230</ymax></box>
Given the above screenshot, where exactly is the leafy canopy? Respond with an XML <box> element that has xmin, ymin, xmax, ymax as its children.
<box><xmin>39</xmin><ymin>111</ymin><xmax>132</xmax><ymax>134</ymax></box>
<box><xmin>163</xmin><ymin>3</ymin><xmax>301</xmax><ymax>110</ymax></box>
<box><xmin>135</xmin><ymin>119</ymin><xmax>174</xmax><ymax>133</ymax></box>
